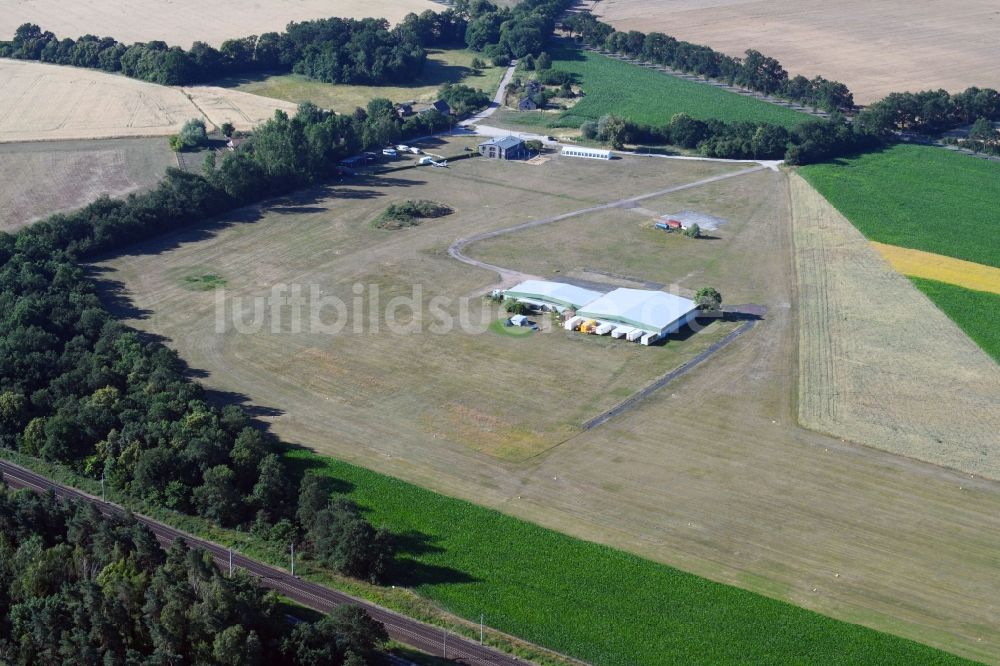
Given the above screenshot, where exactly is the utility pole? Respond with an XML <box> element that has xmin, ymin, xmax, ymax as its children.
<box><xmin>443</xmin><ymin>629</ymin><xmax>447</xmax><ymax>658</ymax></box>
<box><xmin>100</xmin><ymin>476</ymin><xmax>105</xmax><ymax>502</ymax></box>
<box><xmin>290</xmin><ymin>543</ymin><xmax>296</xmax><ymax>577</ymax></box>
<box><xmin>480</xmin><ymin>613</ymin><xmax>484</xmax><ymax>644</ymax></box>
<box><xmin>228</xmin><ymin>548</ymin><xmax>233</xmax><ymax>577</ymax></box>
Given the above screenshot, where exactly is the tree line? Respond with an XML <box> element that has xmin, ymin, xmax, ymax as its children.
<box><xmin>0</xmin><ymin>482</ymin><xmax>388</xmax><ymax>665</ymax></box>
<box><xmin>563</xmin><ymin>13</ymin><xmax>855</xmax><ymax>113</ymax></box>
<box><xmin>0</xmin><ymin>17</ymin><xmax>436</xmax><ymax>85</ymax></box>
<box><xmin>0</xmin><ymin>100</ymin><xmax>483</xmax><ymax>591</ymax></box>
<box><xmin>0</xmin><ymin>1</ymin><xmax>573</xmax><ymax>86</ymax></box>
<box><xmin>582</xmin><ymin>111</ymin><xmax>877</xmax><ymax>164</ymax></box>
<box><xmin>562</xmin><ymin>12</ymin><xmax>1000</xmax><ymax>141</ymax></box>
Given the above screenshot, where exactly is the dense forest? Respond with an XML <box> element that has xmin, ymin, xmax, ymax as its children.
<box><xmin>0</xmin><ymin>0</ymin><xmax>574</xmax><ymax>85</ymax></box>
<box><xmin>0</xmin><ymin>482</ymin><xmax>388</xmax><ymax>665</ymax></box>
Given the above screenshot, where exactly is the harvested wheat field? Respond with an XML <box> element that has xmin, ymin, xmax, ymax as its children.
<box><xmin>0</xmin><ymin>0</ymin><xmax>439</xmax><ymax>47</ymax></box>
<box><xmin>0</xmin><ymin>138</ymin><xmax>173</xmax><ymax>231</ymax></box>
<box><xmin>0</xmin><ymin>60</ymin><xmax>296</xmax><ymax>142</ymax></box>
<box><xmin>182</xmin><ymin>87</ymin><xmax>298</xmax><ymax>131</ymax></box>
<box><xmin>872</xmin><ymin>242</ymin><xmax>1000</xmax><ymax>295</ymax></box>
<box><xmin>791</xmin><ymin>173</ymin><xmax>1000</xmax><ymax>477</ymax></box>
<box><xmin>590</xmin><ymin>0</ymin><xmax>1000</xmax><ymax>103</ymax></box>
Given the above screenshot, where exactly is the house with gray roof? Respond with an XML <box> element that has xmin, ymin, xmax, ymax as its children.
<box><xmin>478</xmin><ymin>135</ymin><xmax>529</xmax><ymax>160</ymax></box>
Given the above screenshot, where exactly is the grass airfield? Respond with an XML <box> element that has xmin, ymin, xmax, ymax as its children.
<box><xmin>98</xmin><ymin>143</ymin><xmax>1000</xmax><ymax>662</ymax></box>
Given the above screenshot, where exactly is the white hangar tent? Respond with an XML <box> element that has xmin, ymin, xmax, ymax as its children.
<box><xmin>576</xmin><ymin>288</ymin><xmax>699</xmax><ymax>339</ymax></box>
<box><xmin>504</xmin><ymin>280</ymin><xmax>604</xmax><ymax>312</ymax></box>
<box><xmin>561</xmin><ymin>146</ymin><xmax>612</xmax><ymax>160</ymax></box>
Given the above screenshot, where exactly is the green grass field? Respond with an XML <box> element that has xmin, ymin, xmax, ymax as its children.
<box><xmin>495</xmin><ymin>41</ymin><xmax>808</xmax><ymax>130</ymax></box>
<box><xmin>289</xmin><ymin>449</ymin><xmax>969</xmax><ymax>666</ymax></box>
<box><xmin>218</xmin><ymin>49</ymin><xmax>504</xmax><ymax>113</ymax></box>
<box><xmin>911</xmin><ymin>277</ymin><xmax>1000</xmax><ymax>363</ymax></box>
<box><xmin>800</xmin><ymin>144</ymin><xmax>1000</xmax><ymax>268</ymax></box>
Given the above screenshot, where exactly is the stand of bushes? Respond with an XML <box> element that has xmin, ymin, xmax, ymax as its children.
<box><xmin>0</xmin><ymin>482</ymin><xmax>388</xmax><ymax>665</ymax></box>
<box><xmin>374</xmin><ymin>200</ymin><xmax>452</xmax><ymax>230</ymax></box>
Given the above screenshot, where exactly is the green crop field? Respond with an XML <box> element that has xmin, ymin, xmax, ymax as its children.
<box><xmin>495</xmin><ymin>40</ymin><xmax>808</xmax><ymax>130</ymax></box>
<box><xmin>289</xmin><ymin>449</ymin><xmax>969</xmax><ymax>666</ymax></box>
<box><xmin>800</xmin><ymin>144</ymin><xmax>1000</xmax><ymax>268</ymax></box>
<box><xmin>911</xmin><ymin>277</ymin><xmax>1000</xmax><ymax>363</ymax></box>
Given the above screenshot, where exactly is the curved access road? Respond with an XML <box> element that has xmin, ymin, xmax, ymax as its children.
<box><xmin>0</xmin><ymin>459</ymin><xmax>529</xmax><ymax>666</ymax></box>
<box><xmin>448</xmin><ymin>164</ymin><xmax>767</xmax><ymax>287</ymax></box>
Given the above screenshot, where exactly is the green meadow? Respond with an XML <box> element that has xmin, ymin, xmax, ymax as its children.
<box><xmin>911</xmin><ymin>278</ymin><xmax>1000</xmax><ymax>363</ymax></box>
<box><xmin>800</xmin><ymin>144</ymin><xmax>1000</xmax><ymax>268</ymax></box>
<box><xmin>498</xmin><ymin>41</ymin><xmax>809</xmax><ymax>130</ymax></box>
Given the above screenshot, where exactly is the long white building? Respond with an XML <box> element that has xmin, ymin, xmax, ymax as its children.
<box><xmin>504</xmin><ymin>280</ymin><xmax>699</xmax><ymax>344</ymax></box>
<box><xmin>577</xmin><ymin>288</ymin><xmax>699</xmax><ymax>338</ymax></box>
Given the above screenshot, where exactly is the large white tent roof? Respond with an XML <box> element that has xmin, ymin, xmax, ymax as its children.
<box><xmin>504</xmin><ymin>280</ymin><xmax>604</xmax><ymax>311</ymax></box>
<box><xmin>577</xmin><ymin>288</ymin><xmax>697</xmax><ymax>332</ymax></box>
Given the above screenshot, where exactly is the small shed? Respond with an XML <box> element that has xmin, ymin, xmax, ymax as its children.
<box><xmin>518</xmin><ymin>97</ymin><xmax>538</xmax><ymax>111</ymax></box>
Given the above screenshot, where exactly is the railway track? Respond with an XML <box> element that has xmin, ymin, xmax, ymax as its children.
<box><xmin>0</xmin><ymin>458</ymin><xmax>527</xmax><ymax>665</ymax></box>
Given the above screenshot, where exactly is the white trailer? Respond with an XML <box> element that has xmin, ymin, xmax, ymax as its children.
<box><xmin>409</xmin><ymin>146</ymin><xmax>422</xmax><ymax>154</ymax></box>
<box><xmin>611</xmin><ymin>326</ymin><xmax>634</xmax><ymax>339</ymax></box>
<box><xmin>564</xmin><ymin>315</ymin><xmax>584</xmax><ymax>331</ymax></box>
<box><xmin>595</xmin><ymin>322</ymin><xmax>614</xmax><ymax>335</ymax></box>
<box><xmin>640</xmin><ymin>332</ymin><xmax>660</xmax><ymax>346</ymax></box>
<box><xmin>626</xmin><ymin>329</ymin><xmax>646</xmax><ymax>342</ymax></box>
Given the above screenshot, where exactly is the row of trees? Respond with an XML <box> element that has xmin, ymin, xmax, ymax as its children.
<box><xmin>855</xmin><ymin>87</ymin><xmax>1000</xmax><ymax>135</ymax></box>
<box><xmin>563</xmin><ymin>13</ymin><xmax>1000</xmax><ymax>139</ymax></box>
<box><xmin>202</xmin><ymin>96</ymin><xmax>469</xmax><ymax>201</ymax></box>
<box><xmin>0</xmin><ymin>2</ymin><xmax>572</xmax><ymax>86</ymax></box>
<box><xmin>0</xmin><ymin>13</ymin><xmax>451</xmax><ymax>85</ymax></box>
<box><xmin>0</xmin><ymin>483</ymin><xmax>388</xmax><ymax>665</ymax></box>
<box><xmin>581</xmin><ymin>112</ymin><xmax>877</xmax><ymax>163</ymax></box>
<box><xmin>0</xmin><ymin>101</ymin><xmax>467</xmax><ymax>584</ymax></box>
<box><xmin>564</xmin><ymin>13</ymin><xmax>854</xmax><ymax>112</ymax></box>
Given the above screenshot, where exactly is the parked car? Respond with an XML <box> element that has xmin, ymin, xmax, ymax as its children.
<box><xmin>382</xmin><ymin>148</ymin><xmax>398</xmax><ymax>157</ymax></box>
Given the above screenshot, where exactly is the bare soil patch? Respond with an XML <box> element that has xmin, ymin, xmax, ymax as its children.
<box><xmin>0</xmin><ymin>0</ymin><xmax>439</xmax><ymax>48</ymax></box>
<box><xmin>0</xmin><ymin>137</ymin><xmax>173</xmax><ymax>231</ymax></box>
<box><xmin>591</xmin><ymin>0</ymin><xmax>1000</xmax><ymax>103</ymax></box>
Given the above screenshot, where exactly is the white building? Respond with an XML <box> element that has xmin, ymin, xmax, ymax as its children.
<box><xmin>576</xmin><ymin>288</ymin><xmax>699</xmax><ymax>340</ymax></box>
<box><xmin>505</xmin><ymin>280</ymin><xmax>701</xmax><ymax>345</ymax></box>
<box><xmin>561</xmin><ymin>146</ymin><xmax>612</xmax><ymax>160</ymax></box>
<box><xmin>504</xmin><ymin>280</ymin><xmax>604</xmax><ymax>313</ymax></box>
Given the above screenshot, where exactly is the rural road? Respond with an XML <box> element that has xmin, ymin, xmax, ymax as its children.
<box><xmin>462</xmin><ymin>60</ymin><xmax>519</xmax><ymax>126</ymax></box>
<box><xmin>448</xmin><ymin>164</ymin><xmax>768</xmax><ymax>287</ymax></box>
<box><xmin>0</xmin><ymin>459</ymin><xmax>530</xmax><ymax>666</ymax></box>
